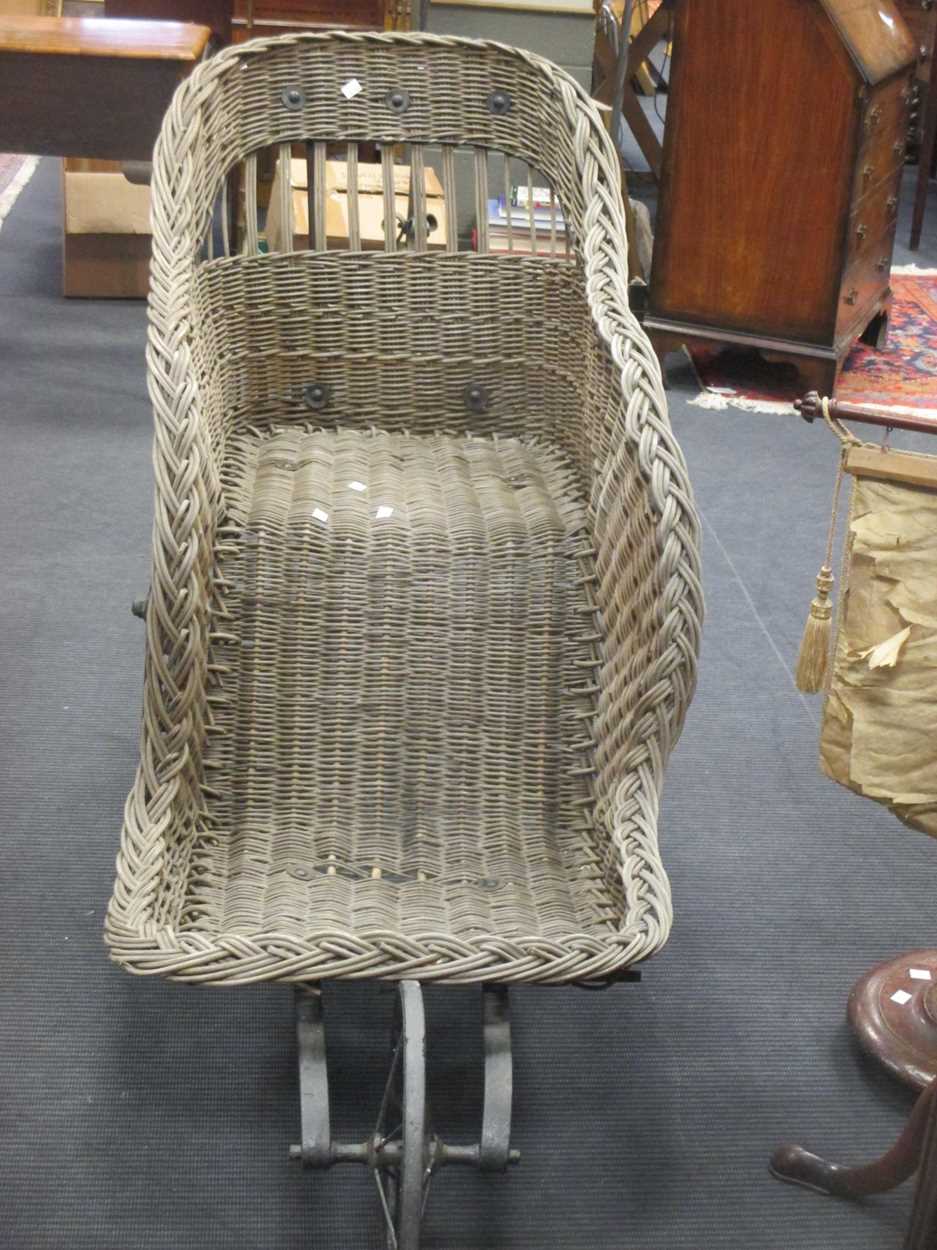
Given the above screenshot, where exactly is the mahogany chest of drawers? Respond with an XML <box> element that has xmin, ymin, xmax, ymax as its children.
<box><xmin>646</xmin><ymin>0</ymin><xmax>918</xmax><ymax>397</ymax></box>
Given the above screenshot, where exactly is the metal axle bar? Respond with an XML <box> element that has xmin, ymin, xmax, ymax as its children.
<box><xmin>289</xmin><ymin>1136</ymin><xmax>520</xmax><ymax>1170</ymax></box>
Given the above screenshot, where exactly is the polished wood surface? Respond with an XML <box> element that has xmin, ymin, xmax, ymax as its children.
<box><xmin>651</xmin><ymin>0</ymin><xmax>855</xmax><ymax>343</ymax></box>
<box><xmin>647</xmin><ymin>0</ymin><xmax>915</xmax><ymax>396</ymax></box>
<box><xmin>105</xmin><ymin>0</ymin><xmax>231</xmax><ymax>45</ymax></box>
<box><xmin>797</xmin><ymin>389</ymin><xmax>937</xmax><ymax>435</ymax></box>
<box><xmin>0</xmin><ymin>16</ymin><xmax>210</xmax><ymax>160</ymax></box>
<box><xmin>0</xmin><ymin>14</ymin><xmax>210</xmax><ymax>57</ymax></box>
<box><xmin>848</xmin><ymin>950</ymin><xmax>937</xmax><ymax>1088</ymax></box>
<box><xmin>824</xmin><ymin>0</ymin><xmax>916</xmax><ymax>85</ymax></box>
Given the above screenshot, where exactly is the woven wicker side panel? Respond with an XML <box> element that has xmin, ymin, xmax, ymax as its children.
<box><xmin>582</xmin><ymin>326</ymin><xmax>701</xmax><ymax>948</ymax></box>
<box><xmin>182</xmin><ymin>427</ymin><xmax>617</xmax><ymax>944</ymax></box>
<box><xmin>191</xmin><ymin>250</ymin><xmax>591</xmax><ymax>465</ymax></box>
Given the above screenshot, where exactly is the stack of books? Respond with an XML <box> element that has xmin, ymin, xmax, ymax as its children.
<box><xmin>481</xmin><ymin>186</ymin><xmax>568</xmax><ymax>256</ymax></box>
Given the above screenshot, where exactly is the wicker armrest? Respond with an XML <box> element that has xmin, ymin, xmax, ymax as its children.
<box><xmin>581</xmin><ymin>293</ymin><xmax>702</xmax><ymax>953</ymax></box>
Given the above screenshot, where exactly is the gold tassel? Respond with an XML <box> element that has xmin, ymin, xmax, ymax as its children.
<box><xmin>795</xmin><ymin>565</ymin><xmax>834</xmax><ymax>693</ymax></box>
<box><xmin>795</xmin><ymin>395</ymin><xmax>857</xmax><ymax>694</ymax></box>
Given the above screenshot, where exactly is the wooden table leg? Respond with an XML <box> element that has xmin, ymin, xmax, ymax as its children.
<box><xmin>771</xmin><ymin>1079</ymin><xmax>937</xmax><ymax>1250</ymax></box>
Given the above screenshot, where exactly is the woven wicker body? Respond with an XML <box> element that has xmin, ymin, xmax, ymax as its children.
<box><xmin>105</xmin><ymin>31</ymin><xmax>703</xmax><ymax>985</ymax></box>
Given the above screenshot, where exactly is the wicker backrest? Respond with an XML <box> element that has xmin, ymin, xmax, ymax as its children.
<box><xmin>151</xmin><ymin>31</ymin><xmax>622</xmax><ymax>264</ymax></box>
<box><xmin>149</xmin><ymin>32</ymin><xmax>644</xmax><ymax>501</ymax></box>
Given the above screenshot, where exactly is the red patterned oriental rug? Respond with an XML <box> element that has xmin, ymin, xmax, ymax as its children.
<box><xmin>688</xmin><ymin>269</ymin><xmax>937</xmax><ymax>417</ymax></box>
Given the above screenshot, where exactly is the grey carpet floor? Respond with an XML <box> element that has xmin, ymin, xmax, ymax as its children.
<box><xmin>2</xmin><ymin>158</ymin><xmax>937</xmax><ymax>1250</ymax></box>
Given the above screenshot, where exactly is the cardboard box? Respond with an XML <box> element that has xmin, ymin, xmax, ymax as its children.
<box><xmin>0</xmin><ymin>0</ymin><xmax>57</xmax><ymax>15</ymax></box>
<box><xmin>266</xmin><ymin>158</ymin><xmax>448</xmax><ymax>252</ymax></box>
<box><xmin>62</xmin><ymin>158</ymin><xmax>151</xmax><ymax>298</ymax></box>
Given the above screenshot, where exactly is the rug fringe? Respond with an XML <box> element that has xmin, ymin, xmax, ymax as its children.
<box><xmin>688</xmin><ymin>390</ymin><xmax>796</xmax><ymax>416</ymax></box>
<box><xmin>0</xmin><ymin>156</ymin><xmax>39</xmax><ymax>232</ymax></box>
<box><xmin>892</xmin><ymin>264</ymin><xmax>937</xmax><ymax>276</ymax></box>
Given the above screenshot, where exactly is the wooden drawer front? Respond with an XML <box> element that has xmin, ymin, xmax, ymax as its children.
<box><xmin>848</xmin><ymin>165</ymin><xmax>902</xmax><ymax>266</ymax></box>
<box><xmin>837</xmin><ymin>248</ymin><xmax>891</xmax><ymax>337</ymax></box>
<box><xmin>854</xmin><ymin>127</ymin><xmax>908</xmax><ymax>203</ymax></box>
<box><xmin>858</xmin><ymin>74</ymin><xmax>914</xmax><ymax>159</ymax></box>
<box><xmin>838</xmin><ymin>186</ymin><xmax>900</xmax><ymax>336</ymax></box>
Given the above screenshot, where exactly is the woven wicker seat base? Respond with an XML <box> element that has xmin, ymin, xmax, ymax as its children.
<box><xmin>157</xmin><ymin>426</ymin><xmax>624</xmax><ymax>980</ymax></box>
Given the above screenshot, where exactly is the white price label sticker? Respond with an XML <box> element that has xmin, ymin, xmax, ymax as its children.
<box><xmin>341</xmin><ymin>78</ymin><xmax>363</xmax><ymax>100</ymax></box>
<box><xmin>890</xmin><ymin>989</ymin><xmax>913</xmax><ymax>1006</ymax></box>
<box><xmin>909</xmin><ymin>968</ymin><xmax>933</xmax><ymax>981</ymax></box>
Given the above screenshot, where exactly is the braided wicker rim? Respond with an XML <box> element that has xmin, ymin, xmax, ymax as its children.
<box><xmin>105</xmin><ymin>30</ymin><xmax>704</xmax><ymax>985</ymax></box>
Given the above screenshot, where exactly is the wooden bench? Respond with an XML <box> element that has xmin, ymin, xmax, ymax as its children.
<box><xmin>0</xmin><ymin>16</ymin><xmax>211</xmax><ymax>162</ymax></box>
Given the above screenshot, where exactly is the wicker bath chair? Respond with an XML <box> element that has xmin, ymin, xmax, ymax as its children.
<box><xmin>106</xmin><ymin>29</ymin><xmax>702</xmax><ymax>1246</ymax></box>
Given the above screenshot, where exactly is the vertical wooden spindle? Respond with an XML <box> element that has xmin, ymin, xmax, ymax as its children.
<box><xmin>381</xmin><ymin>145</ymin><xmax>397</xmax><ymax>253</ymax></box>
<box><xmin>441</xmin><ymin>145</ymin><xmax>457</xmax><ymax>252</ymax></box>
<box><xmin>411</xmin><ymin>143</ymin><xmax>428</xmax><ymax>251</ymax></box>
<box><xmin>474</xmin><ymin>147</ymin><xmax>489</xmax><ymax>253</ymax></box>
<box><xmin>313</xmin><ymin>140</ymin><xmax>327</xmax><ymax>250</ymax></box>
<box><xmin>502</xmin><ymin>154</ymin><xmax>513</xmax><ymax>253</ymax></box>
<box><xmin>243</xmin><ymin>152</ymin><xmax>259</xmax><ymax>254</ymax></box>
<box><xmin>305</xmin><ymin>141</ymin><xmax>315</xmax><ymax>250</ymax></box>
<box><xmin>346</xmin><ymin>142</ymin><xmax>360</xmax><ymax>250</ymax></box>
<box><xmin>226</xmin><ymin>161</ymin><xmax>240</xmax><ymax>257</ymax></box>
<box><xmin>220</xmin><ymin>175</ymin><xmax>230</xmax><ymax>258</ymax></box>
<box><xmin>277</xmin><ymin>143</ymin><xmax>293</xmax><ymax>250</ymax></box>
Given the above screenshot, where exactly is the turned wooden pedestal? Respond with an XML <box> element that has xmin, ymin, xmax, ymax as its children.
<box><xmin>773</xmin><ymin>951</ymin><xmax>937</xmax><ymax>1248</ymax></box>
<box><xmin>772</xmin><ymin>1077</ymin><xmax>937</xmax><ymax>1249</ymax></box>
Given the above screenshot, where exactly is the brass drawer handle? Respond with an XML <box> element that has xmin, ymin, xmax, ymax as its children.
<box><xmin>865</xmin><ymin>105</ymin><xmax>883</xmax><ymax>131</ymax></box>
<box><xmin>856</xmin><ymin>223</ymin><xmax>868</xmax><ymax>242</ymax></box>
<box><xmin>863</xmin><ymin>163</ymin><xmax>874</xmax><ymax>183</ymax></box>
<box><xmin>887</xmin><ymin>195</ymin><xmax>899</xmax><ymax>214</ymax></box>
<box><xmin>876</xmin><ymin>256</ymin><xmax>889</xmax><ymax>273</ymax></box>
<box><xmin>844</xmin><ymin>288</ymin><xmax>859</xmax><ymax>306</ymax></box>
<box><xmin>894</xmin><ymin>140</ymin><xmax>907</xmax><ymax>158</ymax></box>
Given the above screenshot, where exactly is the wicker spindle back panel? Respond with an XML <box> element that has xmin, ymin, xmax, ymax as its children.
<box><xmin>157</xmin><ymin>34</ymin><xmax>593</xmax><ymax>263</ymax></box>
<box><xmin>199</xmin><ymin>141</ymin><xmax>569</xmax><ymax>259</ymax></box>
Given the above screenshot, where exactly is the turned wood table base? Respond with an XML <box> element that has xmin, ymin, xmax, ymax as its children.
<box><xmin>772</xmin><ymin>951</ymin><xmax>937</xmax><ymax>1247</ymax></box>
<box><xmin>771</xmin><ymin>1078</ymin><xmax>937</xmax><ymax>1248</ymax></box>
<box><xmin>849</xmin><ymin>951</ymin><xmax>937</xmax><ymax>1091</ymax></box>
